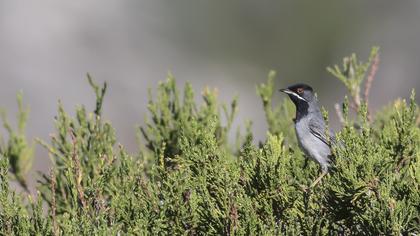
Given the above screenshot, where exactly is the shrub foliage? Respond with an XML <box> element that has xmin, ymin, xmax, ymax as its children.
<box><xmin>0</xmin><ymin>49</ymin><xmax>419</xmax><ymax>235</ymax></box>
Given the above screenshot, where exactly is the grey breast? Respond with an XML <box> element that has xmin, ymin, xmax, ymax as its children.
<box><xmin>295</xmin><ymin>117</ymin><xmax>331</xmax><ymax>171</ymax></box>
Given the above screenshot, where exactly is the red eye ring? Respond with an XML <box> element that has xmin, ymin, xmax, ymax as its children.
<box><xmin>297</xmin><ymin>88</ymin><xmax>304</xmax><ymax>94</ymax></box>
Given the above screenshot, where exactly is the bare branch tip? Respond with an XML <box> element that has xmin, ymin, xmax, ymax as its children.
<box><xmin>334</xmin><ymin>103</ymin><xmax>345</xmax><ymax>125</ymax></box>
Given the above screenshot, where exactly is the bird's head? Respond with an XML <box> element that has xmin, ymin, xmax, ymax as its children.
<box><xmin>279</xmin><ymin>83</ymin><xmax>316</xmax><ymax>107</ymax></box>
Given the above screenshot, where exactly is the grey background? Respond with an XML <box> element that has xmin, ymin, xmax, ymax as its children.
<box><xmin>1</xmin><ymin>1</ymin><xmax>419</xmax><ymax>190</ymax></box>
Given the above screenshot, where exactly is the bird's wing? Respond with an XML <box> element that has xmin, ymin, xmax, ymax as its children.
<box><xmin>308</xmin><ymin>117</ymin><xmax>335</xmax><ymax>147</ymax></box>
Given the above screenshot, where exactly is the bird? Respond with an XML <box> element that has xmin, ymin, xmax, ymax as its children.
<box><xmin>280</xmin><ymin>83</ymin><xmax>334</xmax><ymax>187</ymax></box>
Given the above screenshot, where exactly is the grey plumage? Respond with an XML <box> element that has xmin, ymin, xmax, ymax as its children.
<box><xmin>280</xmin><ymin>83</ymin><xmax>334</xmax><ymax>174</ymax></box>
<box><xmin>295</xmin><ymin>112</ymin><xmax>332</xmax><ymax>173</ymax></box>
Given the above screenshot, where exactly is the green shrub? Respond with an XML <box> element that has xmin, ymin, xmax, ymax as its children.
<box><xmin>0</xmin><ymin>48</ymin><xmax>419</xmax><ymax>235</ymax></box>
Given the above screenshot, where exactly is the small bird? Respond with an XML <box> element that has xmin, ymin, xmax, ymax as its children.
<box><xmin>280</xmin><ymin>83</ymin><xmax>333</xmax><ymax>187</ymax></box>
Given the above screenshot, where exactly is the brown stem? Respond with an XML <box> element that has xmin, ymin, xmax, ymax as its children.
<box><xmin>335</xmin><ymin>103</ymin><xmax>345</xmax><ymax>125</ymax></box>
<box><xmin>50</xmin><ymin>169</ymin><xmax>58</xmax><ymax>236</ymax></box>
<box><xmin>349</xmin><ymin>102</ymin><xmax>359</xmax><ymax>112</ymax></box>
<box><xmin>364</xmin><ymin>52</ymin><xmax>380</xmax><ymax>122</ymax></box>
<box><xmin>396</xmin><ymin>156</ymin><xmax>410</xmax><ymax>172</ymax></box>
<box><xmin>69</xmin><ymin>129</ymin><xmax>87</xmax><ymax>210</ymax></box>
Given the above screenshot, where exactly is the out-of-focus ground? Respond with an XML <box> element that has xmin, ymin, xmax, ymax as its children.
<box><xmin>1</xmin><ymin>1</ymin><xmax>419</xmax><ymax>191</ymax></box>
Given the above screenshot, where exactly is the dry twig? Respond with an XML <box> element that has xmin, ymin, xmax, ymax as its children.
<box><xmin>50</xmin><ymin>169</ymin><xmax>58</xmax><ymax>236</ymax></box>
<box><xmin>364</xmin><ymin>52</ymin><xmax>380</xmax><ymax>121</ymax></box>
<box><xmin>69</xmin><ymin>129</ymin><xmax>87</xmax><ymax>210</ymax></box>
<box><xmin>335</xmin><ymin>103</ymin><xmax>345</xmax><ymax>125</ymax></box>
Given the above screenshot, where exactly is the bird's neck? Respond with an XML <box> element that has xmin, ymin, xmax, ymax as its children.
<box><xmin>295</xmin><ymin>102</ymin><xmax>320</xmax><ymax>122</ymax></box>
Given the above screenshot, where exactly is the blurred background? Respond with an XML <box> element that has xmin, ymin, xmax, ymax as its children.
<box><xmin>1</xmin><ymin>1</ymin><xmax>420</xmax><ymax>190</ymax></box>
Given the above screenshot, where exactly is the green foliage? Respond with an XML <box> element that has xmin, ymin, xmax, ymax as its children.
<box><xmin>327</xmin><ymin>46</ymin><xmax>379</xmax><ymax>110</ymax></box>
<box><xmin>0</xmin><ymin>50</ymin><xmax>419</xmax><ymax>235</ymax></box>
<box><xmin>0</xmin><ymin>92</ymin><xmax>34</xmax><ymax>192</ymax></box>
<box><xmin>325</xmin><ymin>91</ymin><xmax>419</xmax><ymax>234</ymax></box>
<box><xmin>140</xmin><ymin>73</ymin><xmax>238</xmax><ymax>169</ymax></box>
<box><xmin>256</xmin><ymin>70</ymin><xmax>296</xmax><ymax>143</ymax></box>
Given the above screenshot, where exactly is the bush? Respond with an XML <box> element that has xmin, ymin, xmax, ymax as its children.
<box><xmin>0</xmin><ymin>48</ymin><xmax>419</xmax><ymax>235</ymax></box>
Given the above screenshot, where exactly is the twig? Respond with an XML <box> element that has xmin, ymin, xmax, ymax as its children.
<box><xmin>354</xmin><ymin>89</ymin><xmax>361</xmax><ymax>112</ymax></box>
<box><xmin>335</xmin><ymin>103</ymin><xmax>345</xmax><ymax>125</ymax></box>
<box><xmin>396</xmin><ymin>156</ymin><xmax>410</xmax><ymax>172</ymax></box>
<box><xmin>69</xmin><ymin>129</ymin><xmax>87</xmax><ymax>210</ymax></box>
<box><xmin>228</xmin><ymin>201</ymin><xmax>238</xmax><ymax>235</ymax></box>
<box><xmin>364</xmin><ymin>52</ymin><xmax>380</xmax><ymax>121</ymax></box>
<box><xmin>50</xmin><ymin>169</ymin><xmax>58</xmax><ymax>236</ymax></box>
<box><xmin>348</xmin><ymin>101</ymin><xmax>359</xmax><ymax>113</ymax></box>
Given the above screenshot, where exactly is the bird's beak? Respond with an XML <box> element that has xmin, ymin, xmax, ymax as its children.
<box><xmin>279</xmin><ymin>88</ymin><xmax>299</xmax><ymax>97</ymax></box>
<box><xmin>279</xmin><ymin>88</ymin><xmax>307</xmax><ymax>102</ymax></box>
<box><xmin>279</xmin><ymin>88</ymin><xmax>293</xmax><ymax>95</ymax></box>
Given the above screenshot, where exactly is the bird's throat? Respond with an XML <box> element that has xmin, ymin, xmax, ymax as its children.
<box><xmin>294</xmin><ymin>102</ymin><xmax>309</xmax><ymax>123</ymax></box>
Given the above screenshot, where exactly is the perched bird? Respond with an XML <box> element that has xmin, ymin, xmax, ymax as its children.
<box><xmin>280</xmin><ymin>83</ymin><xmax>334</xmax><ymax>187</ymax></box>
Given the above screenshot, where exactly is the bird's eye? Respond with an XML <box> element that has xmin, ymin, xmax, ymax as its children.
<box><xmin>297</xmin><ymin>88</ymin><xmax>304</xmax><ymax>94</ymax></box>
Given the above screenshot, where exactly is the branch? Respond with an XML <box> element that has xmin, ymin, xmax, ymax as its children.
<box><xmin>69</xmin><ymin>129</ymin><xmax>87</xmax><ymax>210</ymax></box>
<box><xmin>364</xmin><ymin>51</ymin><xmax>380</xmax><ymax>122</ymax></box>
<box><xmin>335</xmin><ymin>103</ymin><xmax>345</xmax><ymax>125</ymax></box>
<box><xmin>50</xmin><ymin>169</ymin><xmax>58</xmax><ymax>236</ymax></box>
